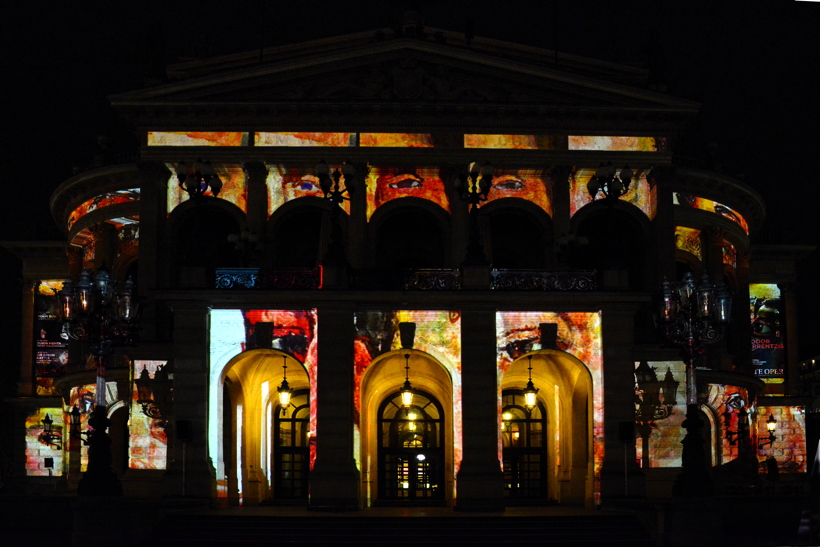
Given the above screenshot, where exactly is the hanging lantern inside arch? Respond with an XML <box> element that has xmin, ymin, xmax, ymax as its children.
<box><xmin>400</xmin><ymin>353</ymin><xmax>414</xmax><ymax>414</ymax></box>
<box><xmin>522</xmin><ymin>355</ymin><xmax>539</xmax><ymax>412</ymax></box>
<box><xmin>277</xmin><ymin>355</ymin><xmax>293</xmax><ymax>416</ymax></box>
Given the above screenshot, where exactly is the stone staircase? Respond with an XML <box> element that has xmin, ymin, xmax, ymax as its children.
<box><xmin>151</xmin><ymin>514</ymin><xmax>656</xmax><ymax>546</ymax></box>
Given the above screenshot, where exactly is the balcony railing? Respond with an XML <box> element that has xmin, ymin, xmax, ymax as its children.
<box><xmin>491</xmin><ymin>269</ymin><xmax>597</xmax><ymax>291</ymax></box>
<box><xmin>215</xmin><ymin>268</ymin><xmax>320</xmax><ymax>289</ymax></box>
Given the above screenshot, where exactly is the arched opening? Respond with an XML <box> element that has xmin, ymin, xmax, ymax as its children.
<box><xmin>574</xmin><ymin>206</ymin><xmax>647</xmax><ymax>290</ymax></box>
<box><xmin>360</xmin><ymin>350</ymin><xmax>453</xmax><ymax>507</ymax></box>
<box><xmin>220</xmin><ymin>349</ymin><xmax>311</xmax><ymax>505</ymax></box>
<box><xmin>374</xmin><ymin>205</ymin><xmax>448</xmax><ymax>270</ymax></box>
<box><xmin>267</xmin><ymin>202</ymin><xmax>328</xmax><ymax>268</ymax></box>
<box><xmin>482</xmin><ymin>205</ymin><xmax>551</xmax><ymax>269</ymax></box>
<box><xmin>378</xmin><ymin>390</ymin><xmax>444</xmax><ymax>502</ymax></box>
<box><xmin>501</xmin><ymin>350</ymin><xmax>594</xmax><ymax>506</ymax></box>
<box><xmin>501</xmin><ymin>390</ymin><xmax>547</xmax><ymax>500</ymax></box>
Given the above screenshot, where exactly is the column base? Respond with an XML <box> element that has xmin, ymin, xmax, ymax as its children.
<box><xmin>308</xmin><ymin>464</ymin><xmax>360</xmax><ymax>511</ymax></box>
<box><xmin>455</xmin><ymin>460</ymin><xmax>505</xmax><ymax>512</ymax></box>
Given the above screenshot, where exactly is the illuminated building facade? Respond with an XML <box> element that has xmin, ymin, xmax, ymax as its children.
<box><xmin>3</xmin><ymin>21</ymin><xmax>809</xmax><ymax>511</ymax></box>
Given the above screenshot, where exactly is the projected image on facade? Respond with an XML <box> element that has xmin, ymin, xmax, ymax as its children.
<box><xmin>673</xmin><ymin>193</ymin><xmax>749</xmax><ymax>234</ymax></box>
<box><xmin>148</xmin><ymin>132</ymin><xmax>249</xmax><ymax>146</ymax></box>
<box><xmin>758</xmin><ymin>406</ymin><xmax>806</xmax><ymax>473</ymax></box>
<box><xmin>255</xmin><ymin>132</ymin><xmax>356</xmax><ymax>147</ymax></box>
<box><xmin>68</xmin><ymin>384</ymin><xmax>95</xmax><ymax>472</ymax></box>
<box><xmin>129</xmin><ymin>360</ymin><xmax>168</xmax><ymax>470</ymax></box>
<box><xmin>34</xmin><ymin>280</ymin><xmax>68</xmax><ymax>396</ymax></box>
<box><xmin>569</xmin><ymin>168</ymin><xmax>653</xmax><ymax>218</ymax></box>
<box><xmin>568</xmin><ymin>136</ymin><xmax>657</xmax><ymax>152</ymax></box>
<box><xmin>707</xmin><ymin>384</ymin><xmax>751</xmax><ymax>467</ymax></box>
<box><xmin>634</xmin><ymin>360</ymin><xmax>686</xmax><ymax>468</ymax></box>
<box><xmin>360</xmin><ymin>133</ymin><xmax>434</xmax><ymax>147</ymax></box>
<box><xmin>750</xmin><ymin>284</ymin><xmax>785</xmax><ymax>380</ymax></box>
<box><xmin>675</xmin><ymin>226</ymin><xmax>703</xmax><ymax>260</ymax></box>
<box><xmin>367</xmin><ymin>167</ymin><xmax>449</xmax><ymax>220</ymax></box>
<box><xmin>266</xmin><ymin>164</ymin><xmax>351</xmax><ymax>216</ymax></box>
<box><xmin>486</xmin><ymin>170</ymin><xmax>553</xmax><ymax>216</ymax></box>
<box><xmin>67</xmin><ymin>189</ymin><xmax>140</xmax><ymax>230</ymax></box>
<box><xmin>166</xmin><ymin>164</ymin><xmax>247</xmax><ymax>214</ymax></box>
<box><xmin>496</xmin><ymin>312</ymin><xmax>603</xmax><ymax>497</ymax></box>
<box><xmin>464</xmin><ymin>134</ymin><xmax>556</xmax><ymax>150</ymax></box>
<box><xmin>25</xmin><ymin>407</ymin><xmax>63</xmax><ymax>477</ymax></box>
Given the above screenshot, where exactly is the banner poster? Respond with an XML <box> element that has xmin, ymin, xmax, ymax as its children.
<box><xmin>34</xmin><ymin>280</ymin><xmax>69</xmax><ymax>396</ymax></box>
<box><xmin>750</xmin><ymin>284</ymin><xmax>785</xmax><ymax>379</ymax></box>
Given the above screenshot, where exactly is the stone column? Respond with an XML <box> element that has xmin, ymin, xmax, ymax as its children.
<box><xmin>455</xmin><ymin>307</ymin><xmax>504</xmax><ymax>511</ymax></box>
<box><xmin>138</xmin><ymin>162</ymin><xmax>171</xmax><ymax>342</ymax></box>
<box><xmin>600</xmin><ymin>307</ymin><xmax>646</xmax><ymax>499</ymax></box>
<box><xmin>347</xmin><ymin>162</ymin><xmax>368</xmax><ymax>269</ymax></box>
<box><xmin>648</xmin><ymin>166</ymin><xmax>677</xmax><ymax>282</ymax></box>
<box><xmin>549</xmin><ymin>165</ymin><xmax>573</xmax><ymax>268</ymax></box>
<box><xmin>780</xmin><ymin>283</ymin><xmax>800</xmax><ymax>395</ymax></box>
<box><xmin>164</xmin><ymin>302</ymin><xmax>215</xmax><ymax>498</ymax></box>
<box><xmin>242</xmin><ymin>162</ymin><xmax>268</xmax><ymax>239</ymax></box>
<box><xmin>309</xmin><ymin>306</ymin><xmax>360</xmax><ymax>510</ymax></box>
<box><xmin>735</xmin><ymin>250</ymin><xmax>752</xmax><ymax>374</ymax></box>
<box><xmin>702</xmin><ymin>227</ymin><xmax>729</xmax><ymax>370</ymax></box>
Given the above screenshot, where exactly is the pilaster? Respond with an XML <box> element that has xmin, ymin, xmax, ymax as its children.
<box><xmin>242</xmin><ymin>162</ymin><xmax>268</xmax><ymax>238</ymax></box>
<box><xmin>455</xmin><ymin>307</ymin><xmax>504</xmax><ymax>511</ymax></box>
<box><xmin>649</xmin><ymin>166</ymin><xmax>677</xmax><ymax>282</ymax></box>
<box><xmin>309</xmin><ymin>306</ymin><xmax>360</xmax><ymax>510</ymax></box>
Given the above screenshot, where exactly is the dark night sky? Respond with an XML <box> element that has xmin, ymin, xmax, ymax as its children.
<box><xmin>3</xmin><ymin>0</ymin><xmax>820</xmax><ymax>349</ymax></box>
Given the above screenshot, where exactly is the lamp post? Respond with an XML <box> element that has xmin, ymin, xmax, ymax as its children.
<box><xmin>455</xmin><ymin>161</ymin><xmax>494</xmax><ymax>265</ymax></box>
<box><xmin>57</xmin><ymin>269</ymin><xmax>140</xmax><ymax>496</ymax></box>
<box><xmin>587</xmin><ymin>161</ymin><xmax>633</xmax><ymax>201</ymax></box>
<box><xmin>315</xmin><ymin>160</ymin><xmax>356</xmax><ymax>268</ymax></box>
<box><xmin>759</xmin><ymin>414</ymin><xmax>778</xmax><ymax>448</ymax></box>
<box><xmin>658</xmin><ymin>271</ymin><xmax>732</xmax><ymax>496</ymax></box>
<box><xmin>175</xmin><ymin>159</ymin><xmax>223</xmax><ymax>199</ymax></box>
<box><xmin>634</xmin><ymin>361</ymin><xmax>679</xmax><ymax>468</ymax></box>
<box><xmin>135</xmin><ymin>363</ymin><xmax>174</xmax><ymax>429</ymax></box>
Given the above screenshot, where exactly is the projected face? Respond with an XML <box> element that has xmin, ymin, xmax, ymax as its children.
<box><xmin>266</xmin><ymin>164</ymin><xmax>350</xmax><ymax>216</ymax></box>
<box><xmin>486</xmin><ymin>170</ymin><xmax>552</xmax><ymax>216</ymax></box>
<box><xmin>367</xmin><ymin>167</ymin><xmax>449</xmax><ymax>219</ymax></box>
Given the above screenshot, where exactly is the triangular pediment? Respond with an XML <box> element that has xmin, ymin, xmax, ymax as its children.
<box><xmin>111</xmin><ymin>27</ymin><xmax>698</xmax><ymax>131</ymax></box>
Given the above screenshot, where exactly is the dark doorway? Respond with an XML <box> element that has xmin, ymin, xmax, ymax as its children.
<box><xmin>273</xmin><ymin>389</ymin><xmax>310</xmax><ymax>499</ymax></box>
<box><xmin>502</xmin><ymin>390</ymin><xmax>548</xmax><ymax>502</ymax></box>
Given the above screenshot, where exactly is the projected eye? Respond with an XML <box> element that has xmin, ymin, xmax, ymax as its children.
<box><xmin>386</xmin><ymin>174</ymin><xmax>424</xmax><ymax>189</ymax></box>
<box><xmin>494</xmin><ymin>176</ymin><xmax>524</xmax><ymax>190</ymax></box>
<box><xmin>285</xmin><ymin>176</ymin><xmax>320</xmax><ymax>192</ymax></box>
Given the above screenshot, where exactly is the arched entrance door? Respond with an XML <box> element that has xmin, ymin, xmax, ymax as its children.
<box><xmin>378</xmin><ymin>390</ymin><xmax>444</xmax><ymax>503</ymax></box>
<box><xmin>272</xmin><ymin>389</ymin><xmax>309</xmax><ymax>499</ymax></box>
<box><xmin>502</xmin><ymin>390</ymin><xmax>547</xmax><ymax>501</ymax></box>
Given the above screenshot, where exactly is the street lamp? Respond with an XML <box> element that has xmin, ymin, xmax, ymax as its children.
<box><xmin>522</xmin><ymin>355</ymin><xmax>539</xmax><ymax>412</ymax></box>
<box><xmin>400</xmin><ymin>353</ymin><xmax>414</xmax><ymax>414</ymax></box>
<box><xmin>658</xmin><ymin>271</ymin><xmax>732</xmax><ymax>496</ymax></box>
<box><xmin>175</xmin><ymin>159</ymin><xmax>223</xmax><ymax>199</ymax></box>
<box><xmin>455</xmin><ymin>162</ymin><xmax>494</xmax><ymax>266</ymax></box>
<box><xmin>41</xmin><ymin>414</ymin><xmax>61</xmax><ymax>449</ymax></box>
<box><xmin>587</xmin><ymin>162</ymin><xmax>633</xmax><ymax>200</ymax></box>
<box><xmin>314</xmin><ymin>160</ymin><xmax>357</xmax><ymax>268</ymax></box>
<box><xmin>135</xmin><ymin>363</ymin><xmax>174</xmax><ymax>429</ymax></box>
<box><xmin>277</xmin><ymin>355</ymin><xmax>293</xmax><ymax>416</ymax></box>
<box><xmin>759</xmin><ymin>414</ymin><xmax>778</xmax><ymax>448</ymax></box>
<box><xmin>57</xmin><ymin>269</ymin><xmax>140</xmax><ymax>496</ymax></box>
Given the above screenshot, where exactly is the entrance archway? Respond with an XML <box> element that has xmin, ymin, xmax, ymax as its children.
<box><xmin>220</xmin><ymin>349</ymin><xmax>311</xmax><ymax>505</ymax></box>
<box><xmin>360</xmin><ymin>350</ymin><xmax>453</xmax><ymax>506</ymax></box>
<box><xmin>501</xmin><ymin>350</ymin><xmax>593</xmax><ymax>506</ymax></box>
<box><xmin>378</xmin><ymin>389</ymin><xmax>444</xmax><ymax>502</ymax></box>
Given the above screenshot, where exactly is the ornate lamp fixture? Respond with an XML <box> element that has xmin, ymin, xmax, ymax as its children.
<box><xmin>455</xmin><ymin>162</ymin><xmax>494</xmax><ymax>266</ymax></box>
<box><xmin>315</xmin><ymin>159</ymin><xmax>356</xmax><ymax>204</ymax></box>
<box><xmin>41</xmin><ymin>414</ymin><xmax>61</xmax><ymax>449</ymax></box>
<box><xmin>69</xmin><ymin>405</ymin><xmax>83</xmax><ymax>440</ymax></box>
<box><xmin>759</xmin><ymin>414</ymin><xmax>778</xmax><ymax>448</ymax></box>
<box><xmin>175</xmin><ymin>159</ymin><xmax>223</xmax><ymax>199</ymax></box>
<box><xmin>587</xmin><ymin>162</ymin><xmax>633</xmax><ymax>200</ymax></box>
<box><xmin>659</xmin><ymin>271</ymin><xmax>732</xmax><ymax>497</ymax></box>
<box><xmin>57</xmin><ymin>269</ymin><xmax>139</xmax><ymax>496</ymax></box>
<box><xmin>635</xmin><ymin>361</ymin><xmax>679</xmax><ymax>424</ymax></box>
<box><xmin>522</xmin><ymin>355</ymin><xmax>539</xmax><ymax>412</ymax></box>
<box><xmin>135</xmin><ymin>363</ymin><xmax>174</xmax><ymax>428</ymax></box>
<box><xmin>277</xmin><ymin>355</ymin><xmax>293</xmax><ymax>416</ymax></box>
<box><xmin>400</xmin><ymin>353</ymin><xmax>414</xmax><ymax>414</ymax></box>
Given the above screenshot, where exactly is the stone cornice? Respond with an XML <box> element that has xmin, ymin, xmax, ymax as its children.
<box><xmin>671</xmin><ymin>167</ymin><xmax>766</xmax><ymax>232</ymax></box>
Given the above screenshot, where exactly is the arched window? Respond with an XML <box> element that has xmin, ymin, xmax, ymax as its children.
<box><xmin>172</xmin><ymin>206</ymin><xmax>240</xmax><ymax>271</ymax></box>
<box><xmin>501</xmin><ymin>390</ymin><xmax>547</xmax><ymax>501</ymax></box>
<box><xmin>377</xmin><ymin>390</ymin><xmax>444</xmax><ymax>502</ymax></box>
<box><xmin>375</xmin><ymin>208</ymin><xmax>446</xmax><ymax>270</ymax></box>
<box><xmin>484</xmin><ymin>208</ymin><xmax>549</xmax><ymax>269</ymax></box>
<box><xmin>575</xmin><ymin>209</ymin><xmax>646</xmax><ymax>290</ymax></box>
<box><xmin>268</xmin><ymin>206</ymin><xmax>326</xmax><ymax>268</ymax></box>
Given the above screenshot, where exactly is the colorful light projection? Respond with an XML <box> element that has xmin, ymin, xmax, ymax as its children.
<box><xmin>568</xmin><ymin>168</ymin><xmax>653</xmax><ymax>218</ymax></box>
<box><xmin>25</xmin><ymin>407</ymin><xmax>63</xmax><ymax>476</ymax></box>
<box><xmin>129</xmin><ymin>360</ymin><xmax>168</xmax><ymax>470</ymax></box>
<box><xmin>675</xmin><ymin>226</ymin><xmax>702</xmax><ymax>260</ymax></box>
<box><xmin>366</xmin><ymin>166</ymin><xmax>449</xmax><ymax>220</ymax></box>
<box><xmin>722</xmin><ymin>239</ymin><xmax>737</xmax><ymax>269</ymax></box>
<box><xmin>255</xmin><ymin>132</ymin><xmax>356</xmax><ymax>147</ymax></box>
<box><xmin>353</xmin><ymin>310</ymin><xmax>462</xmax><ymax>477</ymax></box>
<box><xmin>360</xmin><ymin>133</ymin><xmax>434</xmax><ymax>147</ymax></box>
<box><xmin>147</xmin><ymin>132</ymin><xmax>249</xmax><ymax>146</ymax></box>
<box><xmin>165</xmin><ymin>163</ymin><xmax>247</xmax><ymax>214</ymax></box>
<box><xmin>464</xmin><ymin>135</ymin><xmax>556</xmax><ymax>150</ymax></box>
<box><xmin>758</xmin><ymin>406</ymin><xmax>806</xmax><ymax>473</ymax></box>
<box><xmin>634</xmin><ymin>361</ymin><xmax>687</xmax><ymax>468</ymax></box>
<box><xmin>706</xmin><ymin>384</ymin><xmax>751</xmax><ymax>467</ymax></box>
<box><xmin>485</xmin><ymin>169</ymin><xmax>553</xmax><ymax>216</ymax></box>
<box><xmin>34</xmin><ymin>280</ymin><xmax>68</xmax><ymax>397</ymax></box>
<box><xmin>68</xmin><ymin>384</ymin><xmax>96</xmax><ymax>472</ymax></box>
<box><xmin>266</xmin><ymin>164</ymin><xmax>351</xmax><ymax>216</ymax></box>
<box><xmin>750</xmin><ymin>284</ymin><xmax>786</xmax><ymax>379</ymax></box>
<box><xmin>568</xmin><ymin>136</ymin><xmax>657</xmax><ymax>152</ymax></box>
<box><xmin>496</xmin><ymin>312</ymin><xmax>603</xmax><ymax>495</ymax></box>
<box><xmin>673</xmin><ymin>193</ymin><xmax>749</xmax><ymax>234</ymax></box>
<box><xmin>67</xmin><ymin>189</ymin><xmax>140</xmax><ymax>230</ymax></box>
<box><xmin>209</xmin><ymin>309</ymin><xmax>318</xmax><ymax>498</ymax></box>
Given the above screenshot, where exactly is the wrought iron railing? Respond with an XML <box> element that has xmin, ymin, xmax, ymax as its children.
<box><xmin>491</xmin><ymin>269</ymin><xmax>597</xmax><ymax>291</ymax></box>
<box><xmin>215</xmin><ymin>268</ymin><xmax>320</xmax><ymax>289</ymax></box>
